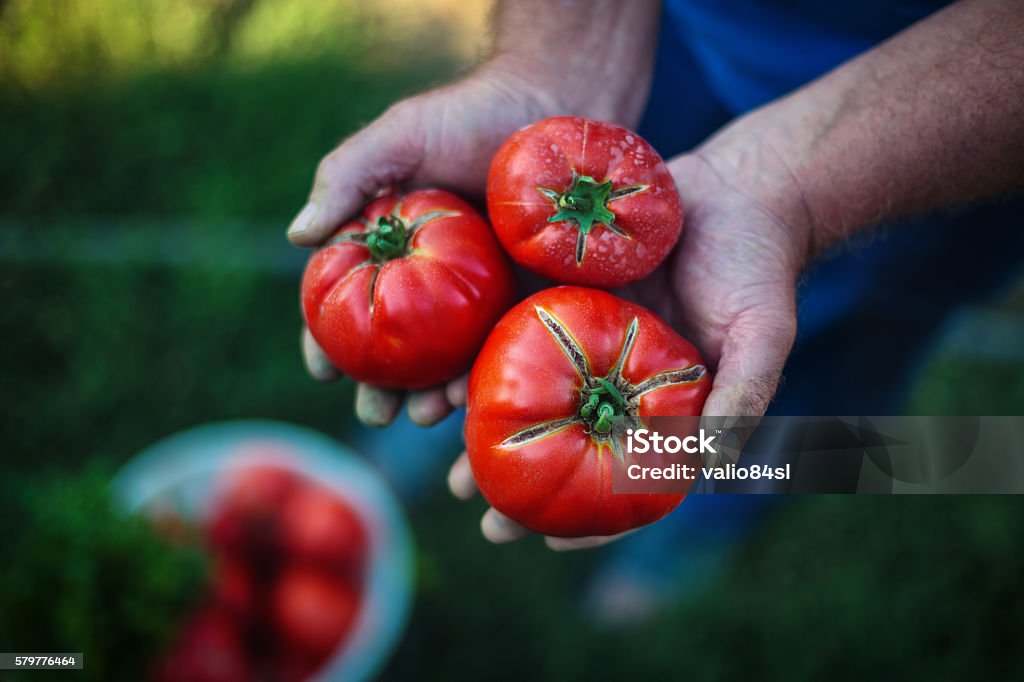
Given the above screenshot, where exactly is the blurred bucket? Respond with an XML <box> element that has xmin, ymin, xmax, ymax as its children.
<box><xmin>112</xmin><ymin>420</ymin><xmax>414</xmax><ymax>682</ymax></box>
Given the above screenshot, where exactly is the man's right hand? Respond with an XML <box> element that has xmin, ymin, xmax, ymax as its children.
<box><xmin>286</xmin><ymin>1</ymin><xmax>664</xmax><ymax>428</ymax></box>
<box><xmin>288</xmin><ymin>63</ymin><xmax>565</xmax><ymax>427</ymax></box>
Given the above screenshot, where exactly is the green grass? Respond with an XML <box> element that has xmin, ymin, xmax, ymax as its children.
<box><xmin>0</xmin><ymin>257</ymin><xmax>354</xmax><ymax>474</ymax></box>
<box><xmin>911</xmin><ymin>356</ymin><xmax>1024</xmax><ymax>414</ymax></box>
<box><xmin>394</xmin><ymin>495</ymin><xmax>1024</xmax><ymax>680</ymax></box>
<box><xmin>0</xmin><ymin>469</ymin><xmax>208</xmax><ymax>682</ymax></box>
<box><xmin>0</xmin><ymin>56</ymin><xmax>453</xmax><ymax>221</ymax></box>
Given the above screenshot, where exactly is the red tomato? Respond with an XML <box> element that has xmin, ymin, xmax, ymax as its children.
<box><xmin>210</xmin><ymin>553</ymin><xmax>256</xmax><ymax>624</ymax></box>
<box><xmin>272</xmin><ymin>651</ymin><xmax>323</xmax><ymax>682</ymax></box>
<box><xmin>487</xmin><ymin>116</ymin><xmax>682</xmax><ymax>289</ymax></box>
<box><xmin>301</xmin><ymin>189</ymin><xmax>515</xmax><ymax>389</ymax></box>
<box><xmin>272</xmin><ymin>565</ymin><xmax>360</xmax><ymax>662</ymax></box>
<box><xmin>207</xmin><ymin>466</ymin><xmax>299</xmax><ymax>558</ymax></box>
<box><xmin>279</xmin><ymin>483</ymin><xmax>368</xmax><ymax>574</ymax></box>
<box><xmin>465</xmin><ymin>287</ymin><xmax>711</xmax><ymax>537</ymax></box>
<box><xmin>152</xmin><ymin>608</ymin><xmax>251</xmax><ymax>682</ymax></box>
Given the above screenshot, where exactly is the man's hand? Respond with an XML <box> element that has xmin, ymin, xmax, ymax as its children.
<box><xmin>291</xmin><ymin>69</ymin><xmax>555</xmax><ymax>426</ymax></box>
<box><xmin>657</xmin><ymin>149</ymin><xmax>805</xmax><ymax>419</ymax></box>
<box><xmin>288</xmin><ymin>0</ymin><xmax>663</xmax><ymax>427</ymax></box>
<box><xmin>446</xmin><ymin>0</ymin><xmax>1024</xmax><ymax>547</ymax></box>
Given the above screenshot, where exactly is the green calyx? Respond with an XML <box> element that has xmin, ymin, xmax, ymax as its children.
<box><xmin>366</xmin><ymin>215</ymin><xmax>408</xmax><ymax>262</ymax></box>
<box><xmin>580</xmin><ymin>376</ymin><xmax>627</xmax><ymax>434</ymax></box>
<box><xmin>547</xmin><ymin>172</ymin><xmax>617</xmax><ymax>237</ymax></box>
<box><xmin>541</xmin><ymin>171</ymin><xmax>642</xmax><ymax>265</ymax></box>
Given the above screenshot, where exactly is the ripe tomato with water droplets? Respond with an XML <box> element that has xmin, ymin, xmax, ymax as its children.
<box><xmin>301</xmin><ymin>190</ymin><xmax>515</xmax><ymax>389</ymax></box>
<box><xmin>487</xmin><ymin>117</ymin><xmax>682</xmax><ymax>288</ymax></box>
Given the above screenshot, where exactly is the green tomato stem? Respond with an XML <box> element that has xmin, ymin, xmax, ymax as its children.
<box><xmin>580</xmin><ymin>376</ymin><xmax>629</xmax><ymax>434</ymax></box>
<box><xmin>366</xmin><ymin>215</ymin><xmax>408</xmax><ymax>261</ymax></box>
<box><xmin>594</xmin><ymin>403</ymin><xmax>616</xmax><ymax>434</ymax></box>
<box><xmin>547</xmin><ymin>172</ymin><xmax>617</xmax><ymax>237</ymax></box>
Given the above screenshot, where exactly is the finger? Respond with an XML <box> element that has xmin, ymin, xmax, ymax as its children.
<box><xmin>447</xmin><ymin>451</ymin><xmax>478</xmax><ymax>500</ymax></box>
<box><xmin>545</xmin><ymin>533</ymin><xmax>627</xmax><ymax>552</ymax></box>
<box><xmin>355</xmin><ymin>383</ymin><xmax>404</xmax><ymax>428</ymax></box>
<box><xmin>287</xmin><ymin>102</ymin><xmax>425</xmax><ymax>246</ymax></box>
<box><xmin>702</xmin><ymin>308</ymin><xmax>796</xmax><ymax>418</ymax></box>
<box><xmin>480</xmin><ymin>508</ymin><xmax>530</xmax><ymax>544</ymax></box>
<box><xmin>301</xmin><ymin>327</ymin><xmax>341</xmax><ymax>382</ymax></box>
<box><xmin>407</xmin><ymin>387</ymin><xmax>454</xmax><ymax>426</ymax></box>
<box><xmin>445</xmin><ymin>372</ymin><xmax>470</xmax><ymax>408</ymax></box>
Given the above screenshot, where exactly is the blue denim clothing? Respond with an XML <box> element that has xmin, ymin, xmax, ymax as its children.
<box><xmin>657</xmin><ymin>0</ymin><xmax>948</xmax><ymax>117</ymax></box>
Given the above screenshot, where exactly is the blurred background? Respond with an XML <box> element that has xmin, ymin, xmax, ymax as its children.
<box><xmin>1</xmin><ymin>0</ymin><xmax>1023</xmax><ymax>679</ymax></box>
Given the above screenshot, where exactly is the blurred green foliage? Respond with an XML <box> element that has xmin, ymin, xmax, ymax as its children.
<box><xmin>1</xmin><ymin>0</ymin><xmax>1023</xmax><ymax>679</ymax></box>
<box><xmin>911</xmin><ymin>286</ymin><xmax>1024</xmax><ymax>414</ymax></box>
<box><xmin>397</xmin><ymin>495</ymin><xmax>1024</xmax><ymax>681</ymax></box>
<box><xmin>0</xmin><ymin>0</ymin><xmax>467</xmax><ymax>220</ymax></box>
<box><xmin>0</xmin><ymin>468</ymin><xmax>207</xmax><ymax>682</ymax></box>
<box><xmin>0</xmin><ymin>257</ymin><xmax>353</xmax><ymax>473</ymax></box>
<box><xmin>912</xmin><ymin>357</ymin><xmax>1024</xmax><ymax>414</ymax></box>
<box><xmin>0</xmin><ymin>0</ymin><xmax>462</xmax><ymax>467</ymax></box>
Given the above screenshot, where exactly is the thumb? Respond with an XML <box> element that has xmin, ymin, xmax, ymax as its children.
<box><xmin>287</xmin><ymin>101</ymin><xmax>425</xmax><ymax>246</ymax></box>
<box><xmin>702</xmin><ymin>307</ymin><xmax>796</xmax><ymax>418</ymax></box>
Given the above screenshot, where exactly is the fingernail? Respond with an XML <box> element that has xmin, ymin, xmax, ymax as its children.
<box><xmin>447</xmin><ymin>458</ymin><xmax>476</xmax><ymax>501</ymax></box>
<box><xmin>544</xmin><ymin>537</ymin><xmax>578</xmax><ymax>552</ymax></box>
<box><xmin>302</xmin><ymin>328</ymin><xmax>339</xmax><ymax>382</ymax></box>
<box><xmin>287</xmin><ymin>202</ymin><xmax>319</xmax><ymax>239</ymax></box>
<box><xmin>446</xmin><ymin>376</ymin><xmax>469</xmax><ymax>408</ymax></box>
<box><xmin>355</xmin><ymin>384</ymin><xmax>403</xmax><ymax>428</ymax></box>
<box><xmin>408</xmin><ymin>389</ymin><xmax>453</xmax><ymax>426</ymax></box>
<box><xmin>481</xmin><ymin>510</ymin><xmax>527</xmax><ymax>544</ymax></box>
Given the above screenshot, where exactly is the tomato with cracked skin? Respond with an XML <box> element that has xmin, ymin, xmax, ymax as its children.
<box><xmin>302</xmin><ymin>190</ymin><xmax>515</xmax><ymax>389</ymax></box>
<box><xmin>465</xmin><ymin>287</ymin><xmax>711</xmax><ymax>538</ymax></box>
<box><xmin>487</xmin><ymin>117</ymin><xmax>682</xmax><ymax>288</ymax></box>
